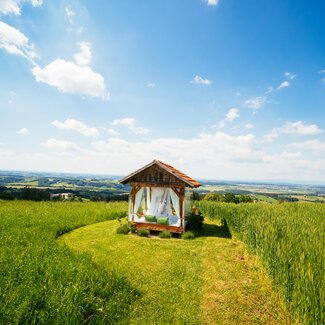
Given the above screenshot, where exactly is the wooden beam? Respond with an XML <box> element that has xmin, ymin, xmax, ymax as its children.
<box><xmin>134</xmin><ymin>222</ymin><xmax>183</xmax><ymax>234</ymax></box>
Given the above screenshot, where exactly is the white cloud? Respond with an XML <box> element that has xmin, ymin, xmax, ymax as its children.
<box><xmin>277</xmin><ymin>81</ymin><xmax>290</xmax><ymax>89</ymax></box>
<box><xmin>318</xmin><ymin>69</ymin><xmax>325</xmax><ymax>74</ymax></box>
<box><xmin>147</xmin><ymin>82</ymin><xmax>156</xmax><ymax>88</ymax></box>
<box><xmin>73</xmin><ymin>42</ymin><xmax>91</xmax><ymax>66</ymax></box>
<box><xmin>104</xmin><ymin>128</ymin><xmax>119</xmax><ymax>136</ymax></box>
<box><xmin>65</xmin><ymin>7</ymin><xmax>75</xmax><ymax>25</ymax></box>
<box><xmin>206</xmin><ymin>0</ymin><xmax>219</xmax><ymax>6</ymax></box>
<box><xmin>112</xmin><ymin>117</ymin><xmax>149</xmax><ymax>135</ymax></box>
<box><xmin>225</xmin><ymin>108</ymin><xmax>239</xmax><ymax>122</ymax></box>
<box><xmin>286</xmin><ymin>140</ymin><xmax>325</xmax><ymax>153</ymax></box>
<box><xmin>32</xmin><ymin>59</ymin><xmax>108</xmax><ymax>99</ymax></box>
<box><xmin>18</xmin><ymin>127</ymin><xmax>29</xmax><ymax>135</ymax></box>
<box><xmin>112</xmin><ymin>118</ymin><xmax>136</xmax><ymax>127</ymax></box>
<box><xmin>219</xmin><ymin>108</ymin><xmax>240</xmax><ymax>128</ymax></box>
<box><xmin>191</xmin><ymin>75</ymin><xmax>211</xmax><ymax>85</ymax></box>
<box><xmin>245</xmin><ymin>96</ymin><xmax>266</xmax><ymax>110</ymax></box>
<box><xmin>245</xmin><ymin>123</ymin><xmax>254</xmax><ymax>130</ymax></box>
<box><xmin>92</xmin><ymin>131</ymin><xmax>260</xmax><ymax>166</ymax></box>
<box><xmin>279</xmin><ymin>151</ymin><xmax>303</xmax><ymax>159</ymax></box>
<box><xmin>0</xmin><ymin>21</ymin><xmax>37</xmax><ymax>63</ymax></box>
<box><xmin>32</xmin><ymin>43</ymin><xmax>108</xmax><ymax>99</ymax></box>
<box><xmin>284</xmin><ymin>72</ymin><xmax>296</xmax><ymax>80</ymax></box>
<box><xmin>52</xmin><ymin>119</ymin><xmax>99</xmax><ymax>137</ymax></box>
<box><xmin>0</xmin><ymin>0</ymin><xmax>42</xmax><ymax>15</ymax></box>
<box><xmin>265</xmin><ymin>121</ymin><xmax>323</xmax><ymax>142</ymax></box>
<box><xmin>42</xmin><ymin>138</ymin><xmax>80</xmax><ymax>151</ymax></box>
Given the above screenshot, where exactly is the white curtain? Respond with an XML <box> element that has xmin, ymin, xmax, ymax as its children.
<box><xmin>147</xmin><ymin>188</ymin><xmax>164</xmax><ymax>216</ymax></box>
<box><xmin>146</xmin><ymin>187</ymin><xmax>151</xmax><ymax>212</ymax></box>
<box><xmin>133</xmin><ymin>187</ymin><xmax>144</xmax><ymax>215</ymax></box>
<box><xmin>169</xmin><ymin>188</ymin><xmax>180</xmax><ymax>218</ymax></box>
<box><xmin>147</xmin><ymin>188</ymin><xmax>173</xmax><ymax>217</ymax></box>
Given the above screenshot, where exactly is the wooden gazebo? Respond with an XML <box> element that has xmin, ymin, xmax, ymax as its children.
<box><xmin>119</xmin><ymin>160</ymin><xmax>201</xmax><ymax>233</ymax></box>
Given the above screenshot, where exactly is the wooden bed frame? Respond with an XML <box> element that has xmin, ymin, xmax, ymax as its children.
<box><xmin>134</xmin><ymin>222</ymin><xmax>183</xmax><ymax>234</ymax></box>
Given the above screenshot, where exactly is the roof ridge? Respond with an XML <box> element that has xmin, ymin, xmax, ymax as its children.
<box><xmin>119</xmin><ymin>160</ymin><xmax>201</xmax><ymax>188</ymax></box>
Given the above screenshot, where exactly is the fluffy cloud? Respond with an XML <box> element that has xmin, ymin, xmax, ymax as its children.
<box><xmin>277</xmin><ymin>81</ymin><xmax>290</xmax><ymax>89</ymax></box>
<box><xmin>0</xmin><ymin>21</ymin><xmax>37</xmax><ymax>63</ymax></box>
<box><xmin>104</xmin><ymin>128</ymin><xmax>119</xmax><ymax>136</ymax></box>
<box><xmin>245</xmin><ymin>123</ymin><xmax>254</xmax><ymax>130</ymax></box>
<box><xmin>18</xmin><ymin>127</ymin><xmax>29</xmax><ymax>135</ymax></box>
<box><xmin>32</xmin><ymin>43</ymin><xmax>108</xmax><ymax>99</ymax></box>
<box><xmin>112</xmin><ymin>118</ymin><xmax>149</xmax><ymax>135</ymax></box>
<box><xmin>191</xmin><ymin>75</ymin><xmax>211</xmax><ymax>85</ymax></box>
<box><xmin>52</xmin><ymin>119</ymin><xmax>99</xmax><ymax>137</ymax></box>
<box><xmin>219</xmin><ymin>108</ymin><xmax>240</xmax><ymax>128</ymax></box>
<box><xmin>286</xmin><ymin>140</ymin><xmax>325</xmax><ymax>153</ymax></box>
<box><xmin>245</xmin><ymin>96</ymin><xmax>266</xmax><ymax>110</ymax></box>
<box><xmin>206</xmin><ymin>0</ymin><xmax>219</xmax><ymax>6</ymax></box>
<box><xmin>225</xmin><ymin>108</ymin><xmax>240</xmax><ymax>122</ymax></box>
<box><xmin>265</xmin><ymin>121</ymin><xmax>323</xmax><ymax>142</ymax></box>
<box><xmin>32</xmin><ymin>58</ymin><xmax>108</xmax><ymax>99</ymax></box>
<box><xmin>284</xmin><ymin>72</ymin><xmax>296</xmax><ymax>80</ymax></box>
<box><xmin>0</xmin><ymin>0</ymin><xmax>42</xmax><ymax>15</ymax></box>
<box><xmin>42</xmin><ymin>138</ymin><xmax>80</xmax><ymax>151</ymax></box>
<box><xmin>73</xmin><ymin>42</ymin><xmax>91</xmax><ymax>66</ymax></box>
<box><xmin>92</xmin><ymin>131</ymin><xmax>260</xmax><ymax>166</ymax></box>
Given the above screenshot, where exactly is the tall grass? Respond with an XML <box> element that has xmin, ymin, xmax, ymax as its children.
<box><xmin>0</xmin><ymin>200</ymin><xmax>139</xmax><ymax>324</ymax></box>
<box><xmin>196</xmin><ymin>201</ymin><xmax>325</xmax><ymax>325</ymax></box>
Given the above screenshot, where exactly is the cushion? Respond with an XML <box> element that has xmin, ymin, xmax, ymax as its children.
<box><xmin>145</xmin><ymin>215</ymin><xmax>157</xmax><ymax>223</ymax></box>
<box><xmin>157</xmin><ymin>217</ymin><xmax>169</xmax><ymax>225</ymax></box>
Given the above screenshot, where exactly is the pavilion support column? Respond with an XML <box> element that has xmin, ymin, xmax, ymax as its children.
<box><xmin>130</xmin><ymin>185</ymin><xmax>142</xmax><ymax>223</ymax></box>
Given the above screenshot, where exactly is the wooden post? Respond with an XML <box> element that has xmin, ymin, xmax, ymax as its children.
<box><xmin>130</xmin><ymin>185</ymin><xmax>142</xmax><ymax>223</ymax></box>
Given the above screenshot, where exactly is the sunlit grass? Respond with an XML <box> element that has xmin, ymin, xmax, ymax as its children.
<box><xmin>197</xmin><ymin>201</ymin><xmax>325</xmax><ymax>324</ymax></box>
<box><xmin>61</xmin><ymin>218</ymin><xmax>289</xmax><ymax>324</ymax></box>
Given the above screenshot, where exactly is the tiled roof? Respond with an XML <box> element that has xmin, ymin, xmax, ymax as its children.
<box><xmin>155</xmin><ymin>160</ymin><xmax>201</xmax><ymax>187</ymax></box>
<box><xmin>119</xmin><ymin>159</ymin><xmax>201</xmax><ymax>188</ymax></box>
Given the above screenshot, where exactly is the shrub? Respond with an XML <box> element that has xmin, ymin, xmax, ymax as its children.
<box><xmin>182</xmin><ymin>231</ymin><xmax>195</xmax><ymax>240</ymax></box>
<box><xmin>223</xmin><ymin>192</ymin><xmax>239</xmax><ymax>203</ymax></box>
<box><xmin>203</xmin><ymin>193</ymin><xmax>223</xmax><ymax>201</ymax></box>
<box><xmin>159</xmin><ymin>231</ymin><xmax>171</xmax><ymax>239</ymax></box>
<box><xmin>128</xmin><ymin>221</ymin><xmax>136</xmax><ymax>233</ymax></box>
<box><xmin>138</xmin><ymin>229</ymin><xmax>150</xmax><ymax>237</ymax></box>
<box><xmin>116</xmin><ymin>224</ymin><xmax>129</xmax><ymax>234</ymax></box>
<box><xmin>186</xmin><ymin>210</ymin><xmax>204</xmax><ymax>231</ymax></box>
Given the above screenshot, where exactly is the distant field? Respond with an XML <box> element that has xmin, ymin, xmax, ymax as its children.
<box><xmin>254</xmin><ymin>194</ymin><xmax>278</xmax><ymax>203</ymax></box>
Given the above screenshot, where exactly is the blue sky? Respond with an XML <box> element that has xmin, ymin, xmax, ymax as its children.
<box><xmin>0</xmin><ymin>0</ymin><xmax>325</xmax><ymax>182</ymax></box>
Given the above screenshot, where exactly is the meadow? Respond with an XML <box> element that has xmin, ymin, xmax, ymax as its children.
<box><xmin>0</xmin><ymin>200</ymin><xmax>290</xmax><ymax>324</ymax></box>
<box><xmin>197</xmin><ymin>201</ymin><xmax>325</xmax><ymax>325</ymax></box>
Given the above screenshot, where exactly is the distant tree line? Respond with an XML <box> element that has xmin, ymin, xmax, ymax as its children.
<box><xmin>0</xmin><ymin>186</ymin><xmax>129</xmax><ymax>202</ymax></box>
<box><xmin>202</xmin><ymin>192</ymin><xmax>254</xmax><ymax>203</ymax></box>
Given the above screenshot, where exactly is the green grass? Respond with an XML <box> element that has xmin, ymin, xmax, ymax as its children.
<box><xmin>0</xmin><ymin>200</ymin><xmax>139</xmax><ymax>324</ymax></box>
<box><xmin>197</xmin><ymin>201</ymin><xmax>325</xmax><ymax>325</ymax></box>
<box><xmin>254</xmin><ymin>194</ymin><xmax>278</xmax><ymax>203</ymax></box>
<box><xmin>61</xmin><ymin>218</ymin><xmax>290</xmax><ymax>324</ymax></box>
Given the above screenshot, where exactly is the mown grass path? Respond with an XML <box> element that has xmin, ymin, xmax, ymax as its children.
<box><xmin>61</xmin><ymin>219</ymin><xmax>291</xmax><ymax>324</ymax></box>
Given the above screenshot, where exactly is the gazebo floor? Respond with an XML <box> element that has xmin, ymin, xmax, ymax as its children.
<box><xmin>134</xmin><ymin>222</ymin><xmax>183</xmax><ymax>234</ymax></box>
